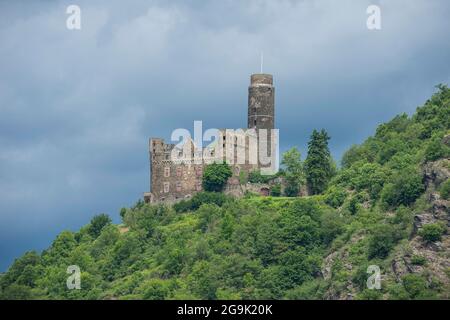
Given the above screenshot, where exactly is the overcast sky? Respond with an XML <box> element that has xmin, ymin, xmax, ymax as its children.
<box><xmin>0</xmin><ymin>0</ymin><xmax>449</xmax><ymax>271</ymax></box>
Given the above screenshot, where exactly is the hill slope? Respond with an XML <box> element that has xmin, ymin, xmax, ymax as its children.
<box><xmin>1</xmin><ymin>85</ymin><xmax>449</xmax><ymax>300</ymax></box>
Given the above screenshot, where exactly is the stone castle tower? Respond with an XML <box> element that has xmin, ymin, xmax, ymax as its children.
<box><xmin>248</xmin><ymin>74</ymin><xmax>275</xmax><ymax>130</ymax></box>
<box><xmin>144</xmin><ymin>73</ymin><xmax>276</xmax><ymax>203</ymax></box>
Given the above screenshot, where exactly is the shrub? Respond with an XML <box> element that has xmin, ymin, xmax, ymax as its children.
<box><xmin>401</xmin><ymin>274</ymin><xmax>428</xmax><ymax>299</ymax></box>
<box><xmin>341</xmin><ymin>144</ymin><xmax>365</xmax><ymax>169</ymax></box>
<box><xmin>324</xmin><ymin>185</ymin><xmax>347</xmax><ymax>208</ymax></box>
<box><xmin>357</xmin><ymin>289</ymin><xmax>382</xmax><ymax>300</ymax></box>
<box><xmin>173</xmin><ymin>192</ymin><xmax>231</xmax><ymax>213</ymax></box>
<box><xmin>380</xmin><ymin>168</ymin><xmax>425</xmax><ymax>208</ymax></box>
<box><xmin>270</xmin><ymin>184</ymin><xmax>282</xmax><ymax>197</ymax></box>
<box><xmin>141</xmin><ymin>279</ymin><xmax>171</xmax><ymax>300</ymax></box>
<box><xmin>439</xmin><ymin>179</ymin><xmax>450</xmax><ymax>200</ymax></box>
<box><xmin>350</xmin><ymin>163</ymin><xmax>387</xmax><ymax>200</ymax></box>
<box><xmin>419</xmin><ymin>223</ymin><xmax>446</xmax><ymax>242</ymax></box>
<box><xmin>368</xmin><ymin>224</ymin><xmax>402</xmax><ymax>259</ymax></box>
<box><xmin>202</xmin><ymin>162</ymin><xmax>232</xmax><ymax>192</ymax></box>
<box><xmin>320</xmin><ymin>211</ymin><xmax>344</xmax><ymax>245</ymax></box>
<box><xmin>88</xmin><ymin>214</ymin><xmax>112</xmax><ymax>238</ymax></box>
<box><xmin>284</xmin><ymin>183</ymin><xmax>300</xmax><ymax>197</ymax></box>
<box><xmin>284</xmin><ymin>279</ymin><xmax>325</xmax><ymax>300</ymax></box>
<box><xmin>347</xmin><ymin>195</ymin><xmax>360</xmax><ymax>215</ymax></box>
<box><xmin>424</xmin><ymin>135</ymin><xmax>450</xmax><ymax>162</ymax></box>
<box><xmin>410</xmin><ymin>255</ymin><xmax>427</xmax><ymax>266</ymax></box>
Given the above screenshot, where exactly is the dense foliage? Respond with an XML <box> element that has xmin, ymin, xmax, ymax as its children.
<box><xmin>281</xmin><ymin>147</ymin><xmax>304</xmax><ymax>196</ymax></box>
<box><xmin>202</xmin><ymin>162</ymin><xmax>232</xmax><ymax>192</ymax></box>
<box><xmin>304</xmin><ymin>129</ymin><xmax>335</xmax><ymax>195</ymax></box>
<box><xmin>0</xmin><ymin>85</ymin><xmax>449</xmax><ymax>300</ymax></box>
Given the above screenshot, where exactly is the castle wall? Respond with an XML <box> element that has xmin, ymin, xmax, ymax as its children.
<box><xmin>145</xmin><ymin>73</ymin><xmax>277</xmax><ymax>204</ymax></box>
<box><xmin>147</xmin><ymin>133</ymin><xmax>259</xmax><ymax>203</ymax></box>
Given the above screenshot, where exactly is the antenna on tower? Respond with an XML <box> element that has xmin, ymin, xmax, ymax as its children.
<box><xmin>260</xmin><ymin>52</ymin><xmax>264</xmax><ymax>74</ymax></box>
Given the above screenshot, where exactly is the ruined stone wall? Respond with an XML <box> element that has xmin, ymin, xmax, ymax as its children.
<box><xmin>149</xmin><ymin>138</ymin><xmax>203</xmax><ymax>203</ymax></box>
<box><xmin>147</xmin><ymin>132</ymin><xmax>260</xmax><ymax>204</ymax></box>
<box><xmin>145</xmin><ymin>73</ymin><xmax>277</xmax><ymax>204</ymax></box>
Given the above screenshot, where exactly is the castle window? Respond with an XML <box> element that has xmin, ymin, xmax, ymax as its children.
<box><xmin>196</xmin><ymin>166</ymin><xmax>203</xmax><ymax>176</ymax></box>
<box><xmin>165</xmin><ymin>154</ymin><xmax>169</xmax><ymax>160</ymax></box>
<box><xmin>164</xmin><ymin>167</ymin><xmax>170</xmax><ymax>177</ymax></box>
<box><xmin>163</xmin><ymin>182</ymin><xmax>170</xmax><ymax>193</ymax></box>
<box><xmin>176</xmin><ymin>181</ymin><xmax>182</xmax><ymax>192</ymax></box>
<box><xmin>254</xmin><ymin>119</ymin><xmax>257</xmax><ymax>126</ymax></box>
<box><xmin>176</xmin><ymin>166</ymin><xmax>182</xmax><ymax>177</ymax></box>
<box><xmin>196</xmin><ymin>181</ymin><xmax>202</xmax><ymax>191</ymax></box>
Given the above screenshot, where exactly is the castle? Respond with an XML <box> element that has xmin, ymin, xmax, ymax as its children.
<box><xmin>144</xmin><ymin>73</ymin><xmax>277</xmax><ymax>203</ymax></box>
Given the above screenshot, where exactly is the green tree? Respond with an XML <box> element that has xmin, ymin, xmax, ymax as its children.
<box><xmin>401</xmin><ymin>274</ymin><xmax>428</xmax><ymax>299</ymax></box>
<box><xmin>324</xmin><ymin>185</ymin><xmax>347</xmax><ymax>208</ymax></box>
<box><xmin>320</xmin><ymin>211</ymin><xmax>344</xmax><ymax>244</ymax></box>
<box><xmin>202</xmin><ymin>162</ymin><xmax>232</xmax><ymax>192</ymax></box>
<box><xmin>304</xmin><ymin>129</ymin><xmax>335</xmax><ymax>195</ymax></box>
<box><xmin>270</xmin><ymin>184</ymin><xmax>282</xmax><ymax>197</ymax></box>
<box><xmin>281</xmin><ymin>147</ymin><xmax>304</xmax><ymax>196</ymax></box>
<box><xmin>380</xmin><ymin>168</ymin><xmax>425</xmax><ymax>208</ymax></box>
<box><xmin>0</xmin><ymin>284</ymin><xmax>33</xmax><ymax>300</ymax></box>
<box><xmin>88</xmin><ymin>213</ymin><xmax>112</xmax><ymax>238</ymax></box>
<box><xmin>424</xmin><ymin>134</ymin><xmax>450</xmax><ymax>161</ymax></box>
<box><xmin>440</xmin><ymin>179</ymin><xmax>450</xmax><ymax>200</ymax></box>
<box><xmin>174</xmin><ymin>192</ymin><xmax>230</xmax><ymax>213</ymax></box>
<box><xmin>141</xmin><ymin>279</ymin><xmax>171</xmax><ymax>300</ymax></box>
<box><xmin>419</xmin><ymin>223</ymin><xmax>446</xmax><ymax>242</ymax></box>
<box><xmin>368</xmin><ymin>224</ymin><xmax>402</xmax><ymax>259</ymax></box>
<box><xmin>0</xmin><ymin>251</ymin><xmax>42</xmax><ymax>289</ymax></box>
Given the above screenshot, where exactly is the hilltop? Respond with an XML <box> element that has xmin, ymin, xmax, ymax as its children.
<box><xmin>0</xmin><ymin>85</ymin><xmax>449</xmax><ymax>300</ymax></box>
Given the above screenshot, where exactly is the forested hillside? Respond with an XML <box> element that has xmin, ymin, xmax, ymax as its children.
<box><xmin>1</xmin><ymin>85</ymin><xmax>449</xmax><ymax>300</ymax></box>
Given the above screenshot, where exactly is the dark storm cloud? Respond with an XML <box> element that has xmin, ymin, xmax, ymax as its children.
<box><xmin>1</xmin><ymin>0</ymin><xmax>449</xmax><ymax>270</ymax></box>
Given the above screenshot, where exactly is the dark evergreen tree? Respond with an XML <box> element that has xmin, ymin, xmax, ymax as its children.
<box><xmin>304</xmin><ymin>129</ymin><xmax>334</xmax><ymax>195</ymax></box>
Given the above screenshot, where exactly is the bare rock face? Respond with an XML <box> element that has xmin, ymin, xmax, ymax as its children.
<box><xmin>423</xmin><ymin>159</ymin><xmax>450</xmax><ymax>190</ymax></box>
<box><xmin>402</xmin><ymin>159</ymin><xmax>450</xmax><ymax>294</ymax></box>
<box><xmin>417</xmin><ymin>159</ymin><xmax>450</xmax><ymax>230</ymax></box>
<box><xmin>391</xmin><ymin>256</ymin><xmax>410</xmax><ymax>281</ymax></box>
<box><xmin>322</xmin><ymin>159</ymin><xmax>450</xmax><ymax>299</ymax></box>
<box><xmin>321</xmin><ymin>233</ymin><xmax>364</xmax><ymax>300</ymax></box>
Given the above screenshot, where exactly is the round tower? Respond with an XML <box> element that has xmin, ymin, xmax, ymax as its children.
<box><xmin>247</xmin><ymin>74</ymin><xmax>275</xmax><ymax>130</ymax></box>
